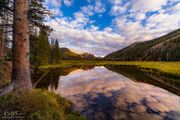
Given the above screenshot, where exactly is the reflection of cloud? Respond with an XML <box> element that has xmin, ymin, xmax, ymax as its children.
<box><xmin>55</xmin><ymin>67</ymin><xmax>180</xmax><ymax>119</ymax></box>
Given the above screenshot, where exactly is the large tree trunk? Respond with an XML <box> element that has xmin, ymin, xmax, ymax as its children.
<box><xmin>12</xmin><ymin>0</ymin><xmax>32</xmax><ymax>92</ymax></box>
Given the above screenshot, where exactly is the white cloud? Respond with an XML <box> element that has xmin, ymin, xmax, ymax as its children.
<box><xmin>166</xmin><ymin>2</ymin><xmax>180</xmax><ymax>14</ymax></box>
<box><xmin>46</xmin><ymin>19</ymin><xmax>125</xmax><ymax>56</ymax></box>
<box><xmin>134</xmin><ymin>12</ymin><xmax>146</xmax><ymax>21</ymax></box>
<box><xmin>104</xmin><ymin>27</ymin><xmax>113</xmax><ymax>32</ymax></box>
<box><xmin>109</xmin><ymin>1</ymin><xmax>129</xmax><ymax>16</ymax></box>
<box><xmin>81</xmin><ymin>0</ymin><xmax>106</xmax><ymax>16</ymax></box>
<box><xmin>131</xmin><ymin>0</ymin><xmax>168</xmax><ymax>13</ymax></box>
<box><xmin>114</xmin><ymin>17</ymin><xmax>149</xmax><ymax>42</ymax></box>
<box><xmin>88</xmin><ymin>25</ymin><xmax>99</xmax><ymax>31</ymax></box>
<box><xmin>113</xmin><ymin>1</ymin><xmax>180</xmax><ymax>45</ymax></box>
<box><xmin>81</xmin><ymin>5</ymin><xmax>94</xmax><ymax>16</ymax></box>
<box><xmin>94</xmin><ymin>0</ymin><xmax>106</xmax><ymax>13</ymax></box>
<box><xmin>45</xmin><ymin>0</ymin><xmax>73</xmax><ymax>16</ymax></box>
<box><xmin>63</xmin><ymin>0</ymin><xmax>73</xmax><ymax>6</ymax></box>
<box><xmin>110</xmin><ymin>5</ymin><xmax>127</xmax><ymax>16</ymax></box>
<box><xmin>147</xmin><ymin>13</ymin><xmax>180</xmax><ymax>32</ymax></box>
<box><xmin>145</xmin><ymin>2</ymin><xmax>180</xmax><ymax>34</ymax></box>
<box><xmin>71</xmin><ymin>12</ymin><xmax>90</xmax><ymax>29</ymax></box>
<box><xmin>109</xmin><ymin>0</ymin><xmax>122</xmax><ymax>5</ymax></box>
<box><xmin>45</xmin><ymin>0</ymin><xmax>62</xmax><ymax>7</ymax></box>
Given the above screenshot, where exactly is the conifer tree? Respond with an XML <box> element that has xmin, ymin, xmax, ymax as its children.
<box><xmin>51</xmin><ymin>39</ymin><xmax>61</xmax><ymax>64</ymax></box>
<box><xmin>52</xmin><ymin>39</ymin><xmax>61</xmax><ymax>64</ymax></box>
<box><xmin>34</xmin><ymin>30</ymin><xmax>51</xmax><ymax>66</ymax></box>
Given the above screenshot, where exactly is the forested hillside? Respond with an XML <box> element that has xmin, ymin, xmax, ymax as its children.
<box><xmin>105</xmin><ymin>29</ymin><xmax>180</xmax><ymax>61</ymax></box>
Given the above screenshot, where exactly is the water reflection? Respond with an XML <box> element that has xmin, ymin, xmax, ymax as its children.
<box><xmin>106</xmin><ymin>65</ymin><xmax>180</xmax><ymax>95</ymax></box>
<box><xmin>55</xmin><ymin>67</ymin><xmax>180</xmax><ymax>120</ymax></box>
<box><xmin>32</xmin><ymin>66</ymin><xmax>95</xmax><ymax>89</ymax></box>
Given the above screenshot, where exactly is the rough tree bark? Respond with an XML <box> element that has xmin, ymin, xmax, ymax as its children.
<box><xmin>12</xmin><ymin>0</ymin><xmax>32</xmax><ymax>92</ymax></box>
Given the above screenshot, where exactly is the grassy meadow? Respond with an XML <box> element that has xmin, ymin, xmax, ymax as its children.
<box><xmin>40</xmin><ymin>60</ymin><xmax>180</xmax><ymax>78</ymax></box>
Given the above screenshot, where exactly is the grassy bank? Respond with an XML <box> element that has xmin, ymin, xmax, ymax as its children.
<box><xmin>40</xmin><ymin>60</ymin><xmax>180</xmax><ymax>78</ymax></box>
<box><xmin>0</xmin><ymin>89</ymin><xmax>86</xmax><ymax>120</ymax></box>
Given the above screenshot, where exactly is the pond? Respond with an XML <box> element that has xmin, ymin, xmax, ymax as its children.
<box><xmin>33</xmin><ymin>66</ymin><xmax>180</xmax><ymax>120</ymax></box>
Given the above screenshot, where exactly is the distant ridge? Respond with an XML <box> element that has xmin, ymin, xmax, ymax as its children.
<box><xmin>105</xmin><ymin>29</ymin><xmax>180</xmax><ymax>61</ymax></box>
<box><xmin>60</xmin><ymin>47</ymin><xmax>96</xmax><ymax>60</ymax></box>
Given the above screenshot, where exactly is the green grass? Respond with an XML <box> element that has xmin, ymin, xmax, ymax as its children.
<box><xmin>40</xmin><ymin>60</ymin><xmax>180</xmax><ymax>77</ymax></box>
<box><xmin>0</xmin><ymin>89</ymin><xmax>86</xmax><ymax>120</ymax></box>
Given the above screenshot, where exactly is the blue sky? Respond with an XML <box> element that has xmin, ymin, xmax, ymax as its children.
<box><xmin>45</xmin><ymin>0</ymin><xmax>180</xmax><ymax>56</ymax></box>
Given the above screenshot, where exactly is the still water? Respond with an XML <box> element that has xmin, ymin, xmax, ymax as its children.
<box><xmin>35</xmin><ymin>66</ymin><xmax>180</xmax><ymax>120</ymax></box>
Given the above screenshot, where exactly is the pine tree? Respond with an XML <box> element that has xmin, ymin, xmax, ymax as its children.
<box><xmin>51</xmin><ymin>39</ymin><xmax>61</xmax><ymax>64</ymax></box>
<box><xmin>53</xmin><ymin>39</ymin><xmax>61</xmax><ymax>64</ymax></box>
<box><xmin>30</xmin><ymin>35</ymin><xmax>39</xmax><ymax>65</ymax></box>
<box><xmin>34</xmin><ymin>30</ymin><xmax>51</xmax><ymax>66</ymax></box>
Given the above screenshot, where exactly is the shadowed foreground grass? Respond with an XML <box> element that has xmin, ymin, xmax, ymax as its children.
<box><xmin>40</xmin><ymin>60</ymin><xmax>180</xmax><ymax>78</ymax></box>
<box><xmin>0</xmin><ymin>89</ymin><xmax>86</xmax><ymax>120</ymax></box>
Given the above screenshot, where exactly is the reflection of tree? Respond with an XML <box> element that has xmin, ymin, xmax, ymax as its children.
<box><xmin>32</xmin><ymin>66</ymin><xmax>95</xmax><ymax>90</ymax></box>
<box><xmin>32</xmin><ymin>68</ymin><xmax>72</xmax><ymax>90</ymax></box>
<box><xmin>80</xmin><ymin>66</ymin><xmax>95</xmax><ymax>71</ymax></box>
<box><xmin>48</xmin><ymin>76</ymin><xmax>60</xmax><ymax>92</ymax></box>
<box><xmin>105</xmin><ymin>65</ymin><xmax>180</xmax><ymax>96</ymax></box>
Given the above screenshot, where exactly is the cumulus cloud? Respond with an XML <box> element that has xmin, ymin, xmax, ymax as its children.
<box><xmin>94</xmin><ymin>0</ymin><xmax>106</xmax><ymax>13</ymax></box>
<box><xmin>104</xmin><ymin>27</ymin><xmax>113</xmax><ymax>33</ymax></box>
<box><xmin>80</xmin><ymin>0</ymin><xmax>106</xmax><ymax>17</ymax></box>
<box><xmin>63</xmin><ymin>0</ymin><xmax>73</xmax><ymax>6</ymax></box>
<box><xmin>111</xmin><ymin>0</ymin><xmax>180</xmax><ymax>40</ymax></box>
<box><xmin>110</xmin><ymin>4</ymin><xmax>128</xmax><ymax>16</ymax></box>
<box><xmin>130</xmin><ymin>0</ymin><xmax>168</xmax><ymax>13</ymax></box>
<box><xmin>88</xmin><ymin>25</ymin><xmax>99</xmax><ymax>31</ymax></box>
<box><xmin>46</xmin><ymin>19</ymin><xmax>125</xmax><ymax>56</ymax></box>
<box><xmin>114</xmin><ymin>17</ymin><xmax>151</xmax><ymax>43</ymax></box>
<box><xmin>109</xmin><ymin>0</ymin><xmax>129</xmax><ymax>16</ymax></box>
<box><xmin>72</xmin><ymin>12</ymin><xmax>90</xmax><ymax>29</ymax></box>
<box><xmin>113</xmin><ymin>1</ymin><xmax>180</xmax><ymax>44</ymax></box>
<box><xmin>45</xmin><ymin>0</ymin><xmax>62</xmax><ymax>7</ymax></box>
<box><xmin>45</xmin><ymin>0</ymin><xmax>73</xmax><ymax>16</ymax></box>
<box><xmin>81</xmin><ymin>5</ymin><xmax>94</xmax><ymax>16</ymax></box>
<box><xmin>109</xmin><ymin>0</ymin><xmax>122</xmax><ymax>5</ymax></box>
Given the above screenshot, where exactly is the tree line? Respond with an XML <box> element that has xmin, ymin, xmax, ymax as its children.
<box><xmin>30</xmin><ymin>32</ymin><xmax>62</xmax><ymax>66</ymax></box>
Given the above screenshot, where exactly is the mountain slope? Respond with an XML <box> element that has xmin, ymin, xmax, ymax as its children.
<box><xmin>60</xmin><ymin>47</ymin><xmax>95</xmax><ymax>60</ymax></box>
<box><xmin>81</xmin><ymin>53</ymin><xmax>96</xmax><ymax>60</ymax></box>
<box><xmin>105</xmin><ymin>29</ymin><xmax>180</xmax><ymax>61</ymax></box>
<box><xmin>60</xmin><ymin>47</ymin><xmax>82</xmax><ymax>60</ymax></box>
